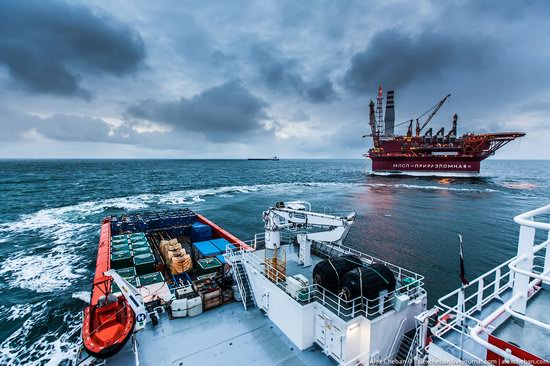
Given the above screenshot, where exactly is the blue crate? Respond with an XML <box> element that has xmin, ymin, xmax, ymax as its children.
<box><xmin>193</xmin><ymin>240</ymin><xmax>221</xmax><ymax>257</ymax></box>
<box><xmin>210</xmin><ymin>238</ymin><xmax>236</xmax><ymax>253</ymax></box>
<box><xmin>191</xmin><ymin>222</ymin><xmax>212</xmax><ymax>242</ymax></box>
<box><xmin>216</xmin><ymin>254</ymin><xmax>227</xmax><ymax>265</ymax></box>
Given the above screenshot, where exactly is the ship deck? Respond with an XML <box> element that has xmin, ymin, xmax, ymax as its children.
<box><xmin>492</xmin><ymin>288</ymin><xmax>550</xmax><ymax>360</ymax></box>
<box><xmin>433</xmin><ymin>287</ymin><xmax>550</xmax><ymax>362</ymax></box>
<box><xmin>105</xmin><ymin>301</ymin><xmax>334</xmax><ymax>366</ymax></box>
<box><xmin>254</xmin><ymin>244</ymin><xmax>324</xmax><ymax>285</ymax></box>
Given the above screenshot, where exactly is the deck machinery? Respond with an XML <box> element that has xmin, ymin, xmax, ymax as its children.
<box><xmin>230</xmin><ymin>201</ymin><xmax>427</xmax><ymax>364</ymax></box>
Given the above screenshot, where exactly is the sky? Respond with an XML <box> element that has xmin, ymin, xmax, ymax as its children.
<box><xmin>0</xmin><ymin>0</ymin><xmax>548</xmax><ymax>159</ymax></box>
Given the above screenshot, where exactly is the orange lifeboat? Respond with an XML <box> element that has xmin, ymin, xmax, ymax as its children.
<box><xmin>81</xmin><ymin>218</ymin><xmax>136</xmax><ymax>358</ymax></box>
<box><xmin>82</xmin><ymin>276</ymin><xmax>135</xmax><ymax>358</ymax></box>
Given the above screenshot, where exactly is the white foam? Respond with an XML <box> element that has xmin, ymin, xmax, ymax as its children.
<box><xmin>0</xmin><ymin>302</ymin><xmax>81</xmax><ymax>366</ymax></box>
<box><xmin>5</xmin><ymin>304</ymin><xmax>33</xmax><ymax>321</ymax></box>
<box><xmin>71</xmin><ymin>291</ymin><xmax>91</xmax><ymax>304</ymax></box>
<box><xmin>0</xmin><ymin>246</ymin><xmax>83</xmax><ymax>293</ymax></box>
<box><xmin>365</xmin><ymin>183</ymin><xmax>499</xmax><ymax>193</ymax></box>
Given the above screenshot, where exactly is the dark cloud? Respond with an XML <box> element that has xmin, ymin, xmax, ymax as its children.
<box><xmin>342</xmin><ymin>29</ymin><xmax>493</xmax><ymax>94</ymax></box>
<box><xmin>250</xmin><ymin>43</ymin><xmax>337</xmax><ymax>103</ymax></box>
<box><xmin>35</xmin><ymin>114</ymin><xmax>114</xmax><ymax>142</ymax></box>
<box><xmin>0</xmin><ymin>0</ymin><xmax>146</xmax><ymax>99</ymax></box>
<box><xmin>126</xmin><ymin>80</ymin><xmax>271</xmax><ymax>142</ymax></box>
<box><xmin>305</xmin><ymin>79</ymin><xmax>337</xmax><ymax>103</ymax></box>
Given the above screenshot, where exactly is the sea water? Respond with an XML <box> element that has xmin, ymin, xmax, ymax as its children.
<box><xmin>0</xmin><ymin>159</ymin><xmax>548</xmax><ymax>365</ymax></box>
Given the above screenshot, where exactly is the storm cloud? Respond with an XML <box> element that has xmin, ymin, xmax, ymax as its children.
<box><xmin>343</xmin><ymin>30</ymin><xmax>493</xmax><ymax>93</ymax></box>
<box><xmin>126</xmin><ymin>80</ymin><xmax>271</xmax><ymax>142</ymax></box>
<box><xmin>0</xmin><ymin>0</ymin><xmax>145</xmax><ymax>99</ymax></box>
<box><xmin>250</xmin><ymin>43</ymin><xmax>337</xmax><ymax>104</ymax></box>
<box><xmin>0</xmin><ymin>0</ymin><xmax>548</xmax><ymax>158</ymax></box>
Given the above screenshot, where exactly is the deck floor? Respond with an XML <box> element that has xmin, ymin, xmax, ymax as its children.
<box><xmin>492</xmin><ymin>288</ymin><xmax>550</xmax><ymax>360</ymax></box>
<box><xmin>106</xmin><ymin>301</ymin><xmax>334</xmax><ymax>366</ymax></box>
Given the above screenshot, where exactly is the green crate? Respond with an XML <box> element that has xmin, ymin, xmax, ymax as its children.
<box><xmin>111</xmin><ymin>250</ymin><xmax>133</xmax><ymax>269</ymax></box>
<box><xmin>132</xmin><ymin>246</ymin><xmax>152</xmax><ymax>256</ymax></box>
<box><xmin>133</xmin><ymin>253</ymin><xmax>156</xmax><ymax>275</ymax></box>
<box><xmin>130</xmin><ymin>232</ymin><xmax>146</xmax><ymax>239</ymax></box>
<box><xmin>111</xmin><ymin>277</ymin><xmax>138</xmax><ymax>294</ymax></box>
<box><xmin>112</xmin><ymin>235</ymin><xmax>129</xmax><ymax>243</ymax></box>
<box><xmin>115</xmin><ymin>267</ymin><xmax>136</xmax><ymax>278</ymax></box>
<box><xmin>131</xmin><ymin>242</ymin><xmax>150</xmax><ymax>248</ymax></box>
<box><xmin>131</xmin><ymin>238</ymin><xmax>148</xmax><ymax>245</ymax></box>
<box><xmin>112</xmin><ymin>243</ymin><xmax>131</xmax><ymax>252</ymax></box>
<box><xmin>137</xmin><ymin>272</ymin><xmax>164</xmax><ymax>287</ymax></box>
<box><xmin>197</xmin><ymin>257</ymin><xmax>222</xmax><ymax>276</ymax></box>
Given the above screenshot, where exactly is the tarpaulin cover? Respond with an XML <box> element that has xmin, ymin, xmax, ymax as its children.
<box><xmin>210</xmin><ymin>238</ymin><xmax>236</xmax><ymax>252</ymax></box>
<box><xmin>191</xmin><ymin>222</ymin><xmax>212</xmax><ymax>242</ymax></box>
<box><xmin>193</xmin><ymin>240</ymin><xmax>221</xmax><ymax>257</ymax></box>
<box><xmin>216</xmin><ymin>254</ymin><xmax>227</xmax><ymax>264</ymax></box>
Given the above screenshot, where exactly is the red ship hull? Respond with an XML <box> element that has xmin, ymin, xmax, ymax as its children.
<box><xmin>370</xmin><ymin>156</ymin><xmax>481</xmax><ymax>175</ymax></box>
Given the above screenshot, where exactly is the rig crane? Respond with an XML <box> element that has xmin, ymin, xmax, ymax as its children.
<box><xmin>416</xmin><ymin>94</ymin><xmax>451</xmax><ymax>135</ymax></box>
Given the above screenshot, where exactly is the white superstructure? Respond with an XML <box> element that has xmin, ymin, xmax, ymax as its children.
<box><xmin>415</xmin><ymin>204</ymin><xmax>550</xmax><ymax>365</ymax></box>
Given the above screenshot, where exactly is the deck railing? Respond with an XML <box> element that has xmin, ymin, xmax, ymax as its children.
<box><xmin>228</xmin><ymin>232</ymin><xmax>425</xmax><ymax>321</ymax></box>
<box><xmin>425</xmin><ymin>204</ymin><xmax>550</xmax><ymax>364</ymax></box>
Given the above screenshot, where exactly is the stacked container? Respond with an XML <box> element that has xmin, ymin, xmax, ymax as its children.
<box><xmin>110</xmin><ymin>232</ymin><xmax>157</xmax><ymax>285</ymax></box>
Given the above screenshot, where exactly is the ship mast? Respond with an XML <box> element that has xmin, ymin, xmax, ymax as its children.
<box><xmin>369</xmin><ymin>100</ymin><xmax>380</xmax><ymax>148</ymax></box>
<box><xmin>376</xmin><ymin>86</ymin><xmax>384</xmax><ymax>137</ymax></box>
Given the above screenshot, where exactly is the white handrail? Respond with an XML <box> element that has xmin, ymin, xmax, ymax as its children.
<box><xmin>513</xmin><ymin>204</ymin><xmax>550</xmax><ymax>230</ymax></box>
<box><xmin>227</xmin><ymin>248</ymin><xmax>249</xmax><ymax>310</ymax></box>
<box><xmin>404</xmin><ymin>327</ymin><xmax>420</xmax><ymax>366</ymax></box>
<box><xmin>388</xmin><ymin>317</ymin><xmax>406</xmax><ymax>360</ymax></box>
<box><xmin>508</xmin><ymin>239</ymin><xmax>550</xmax><ymax>282</ymax></box>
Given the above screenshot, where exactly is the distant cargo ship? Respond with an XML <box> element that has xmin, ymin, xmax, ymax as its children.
<box><xmin>364</xmin><ymin>87</ymin><xmax>525</xmax><ymax>176</ymax></box>
<box><xmin>248</xmin><ymin>156</ymin><xmax>279</xmax><ymax>161</ymax></box>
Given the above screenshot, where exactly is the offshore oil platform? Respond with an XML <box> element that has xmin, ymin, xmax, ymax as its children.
<box><xmin>364</xmin><ymin>87</ymin><xmax>525</xmax><ymax>176</ymax></box>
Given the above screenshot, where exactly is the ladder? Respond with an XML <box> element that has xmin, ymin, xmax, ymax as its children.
<box><xmin>234</xmin><ymin>261</ymin><xmax>255</xmax><ymax>310</ymax></box>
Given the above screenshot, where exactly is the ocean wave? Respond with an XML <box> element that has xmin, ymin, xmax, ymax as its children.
<box><xmin>0</xmin><ymin>301</ymin><xmax>80</xmax><ymax>366</ymax></box>
<box><xmin>365</xmin><ymin>183</ymin><xmax>499</xmax><ymax>193</ymax></box>
<box><xmin>0</xmin><ymin>246</ymin><xmax>84</xmax><ymax>293</ymax></box>
<box><xmin>1</xmin><ymin>303</ymin><xmax>33</xmax><ymax>321</ymax></box>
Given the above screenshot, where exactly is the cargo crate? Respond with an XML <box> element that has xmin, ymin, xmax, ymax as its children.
<box><xmin>111</xmin><ymin>235</ymin><xmax>129</xmax><ymax>244</ymax></box>
<box><xmin>210</xmin><ymin>238</ymin><xmax>237</xmax><ymax>253</ymax></box>
<box><xmin>132</xmin><ymin>246</ymin><xmax>152</xmax><ymax>256</ymax></box>
<box><xmin>196</xmin><ymin>257</ymin><xmax>222</xmax><ymax>276</ymax></box>
<box><xmin>137</xmin><ymin>272</ymin><xmax>164</xmax><ymax>287</ymax></box>
<box><xmin>115</xmin><ymin>267</ymin><xmax>137</xmax><ymax>278</ymax></box>
<box><xmin>193</xmin><ymin>240</ymin><xmax>221</xmax><ymax>258</ymax></box>
<box><xmin>112</xmin><ymin>243</ymin><xmax>131</xmax><ymax>252</ymax></box>
<box><xmin>111</xmin><ymin>250</ymin><xmax>133</xmax><ymax>269</ymax></box>
<box><xmin>111</xmin><ymin>276</ymin><xmax>138</xmax><ymax>294</ymax></box>
<box><xmin>131</xmin><ymin>240</ymin><xmax>149</xmax><ymax>249</ymax></box>
<box><xmin>191</xmin><ymin>222</ymin><xmax>212</xmax><ymax>242</ymax></box>
<box><xmin>131</xmin><ymin>238</ymin><xmax>149</xmax><ymax>247</ymax></box>
<box><xmin>133</xmin><ymin>253</ymin><xmax>156</xmax><ymax>275</ymax></box>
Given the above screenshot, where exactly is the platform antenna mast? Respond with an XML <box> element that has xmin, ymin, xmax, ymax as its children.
<box><xmin>376</xmin><ymin>86</ymin><xmax>385</xmax><ymax>137</ymax></box>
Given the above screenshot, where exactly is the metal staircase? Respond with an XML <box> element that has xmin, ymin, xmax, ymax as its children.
<box><xmin>395</xmin><ymin>329</ymin><xmax>418</xmax><ymax>365</ymax></box>
<box><xmin>234</xmin><ymin>261</ymin><xmax>255</xmax><ymax>310</ymax></box>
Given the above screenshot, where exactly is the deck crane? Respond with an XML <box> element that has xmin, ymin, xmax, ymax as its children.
<box><xmin>262</xmin><ymin>201</ymin><xmax>356</xmax><ymax>267</ymax></box>
<box><xmin>104</xmin><ymin>269</ymin><xmax>148</xmax><ymax>331</ymax></box>
<box><xmin>416</xmin><ymin>94</ymin><xmax>451</xmax><ymax>136</ymax></box>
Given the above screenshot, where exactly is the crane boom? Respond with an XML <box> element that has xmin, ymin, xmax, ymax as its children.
<box><xmin>419</xmin><ymin>94</ymin><xmax>451</xmax><ymax>133</ymax></box>
<box><xmin>105</xmin><ymin>269</ymin><xmax>147</xmax><ymax>332</ymax></box>
<box><xmin>262</xmin><ymin>201</ymin><xmax>356</xmax><ymax>266</ymax></box>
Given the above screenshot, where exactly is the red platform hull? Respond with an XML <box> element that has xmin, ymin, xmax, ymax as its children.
<box><xmin>370</xmin><ymin>156</ymin><xmax>481</xmax><ymax>175</ymax></box>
